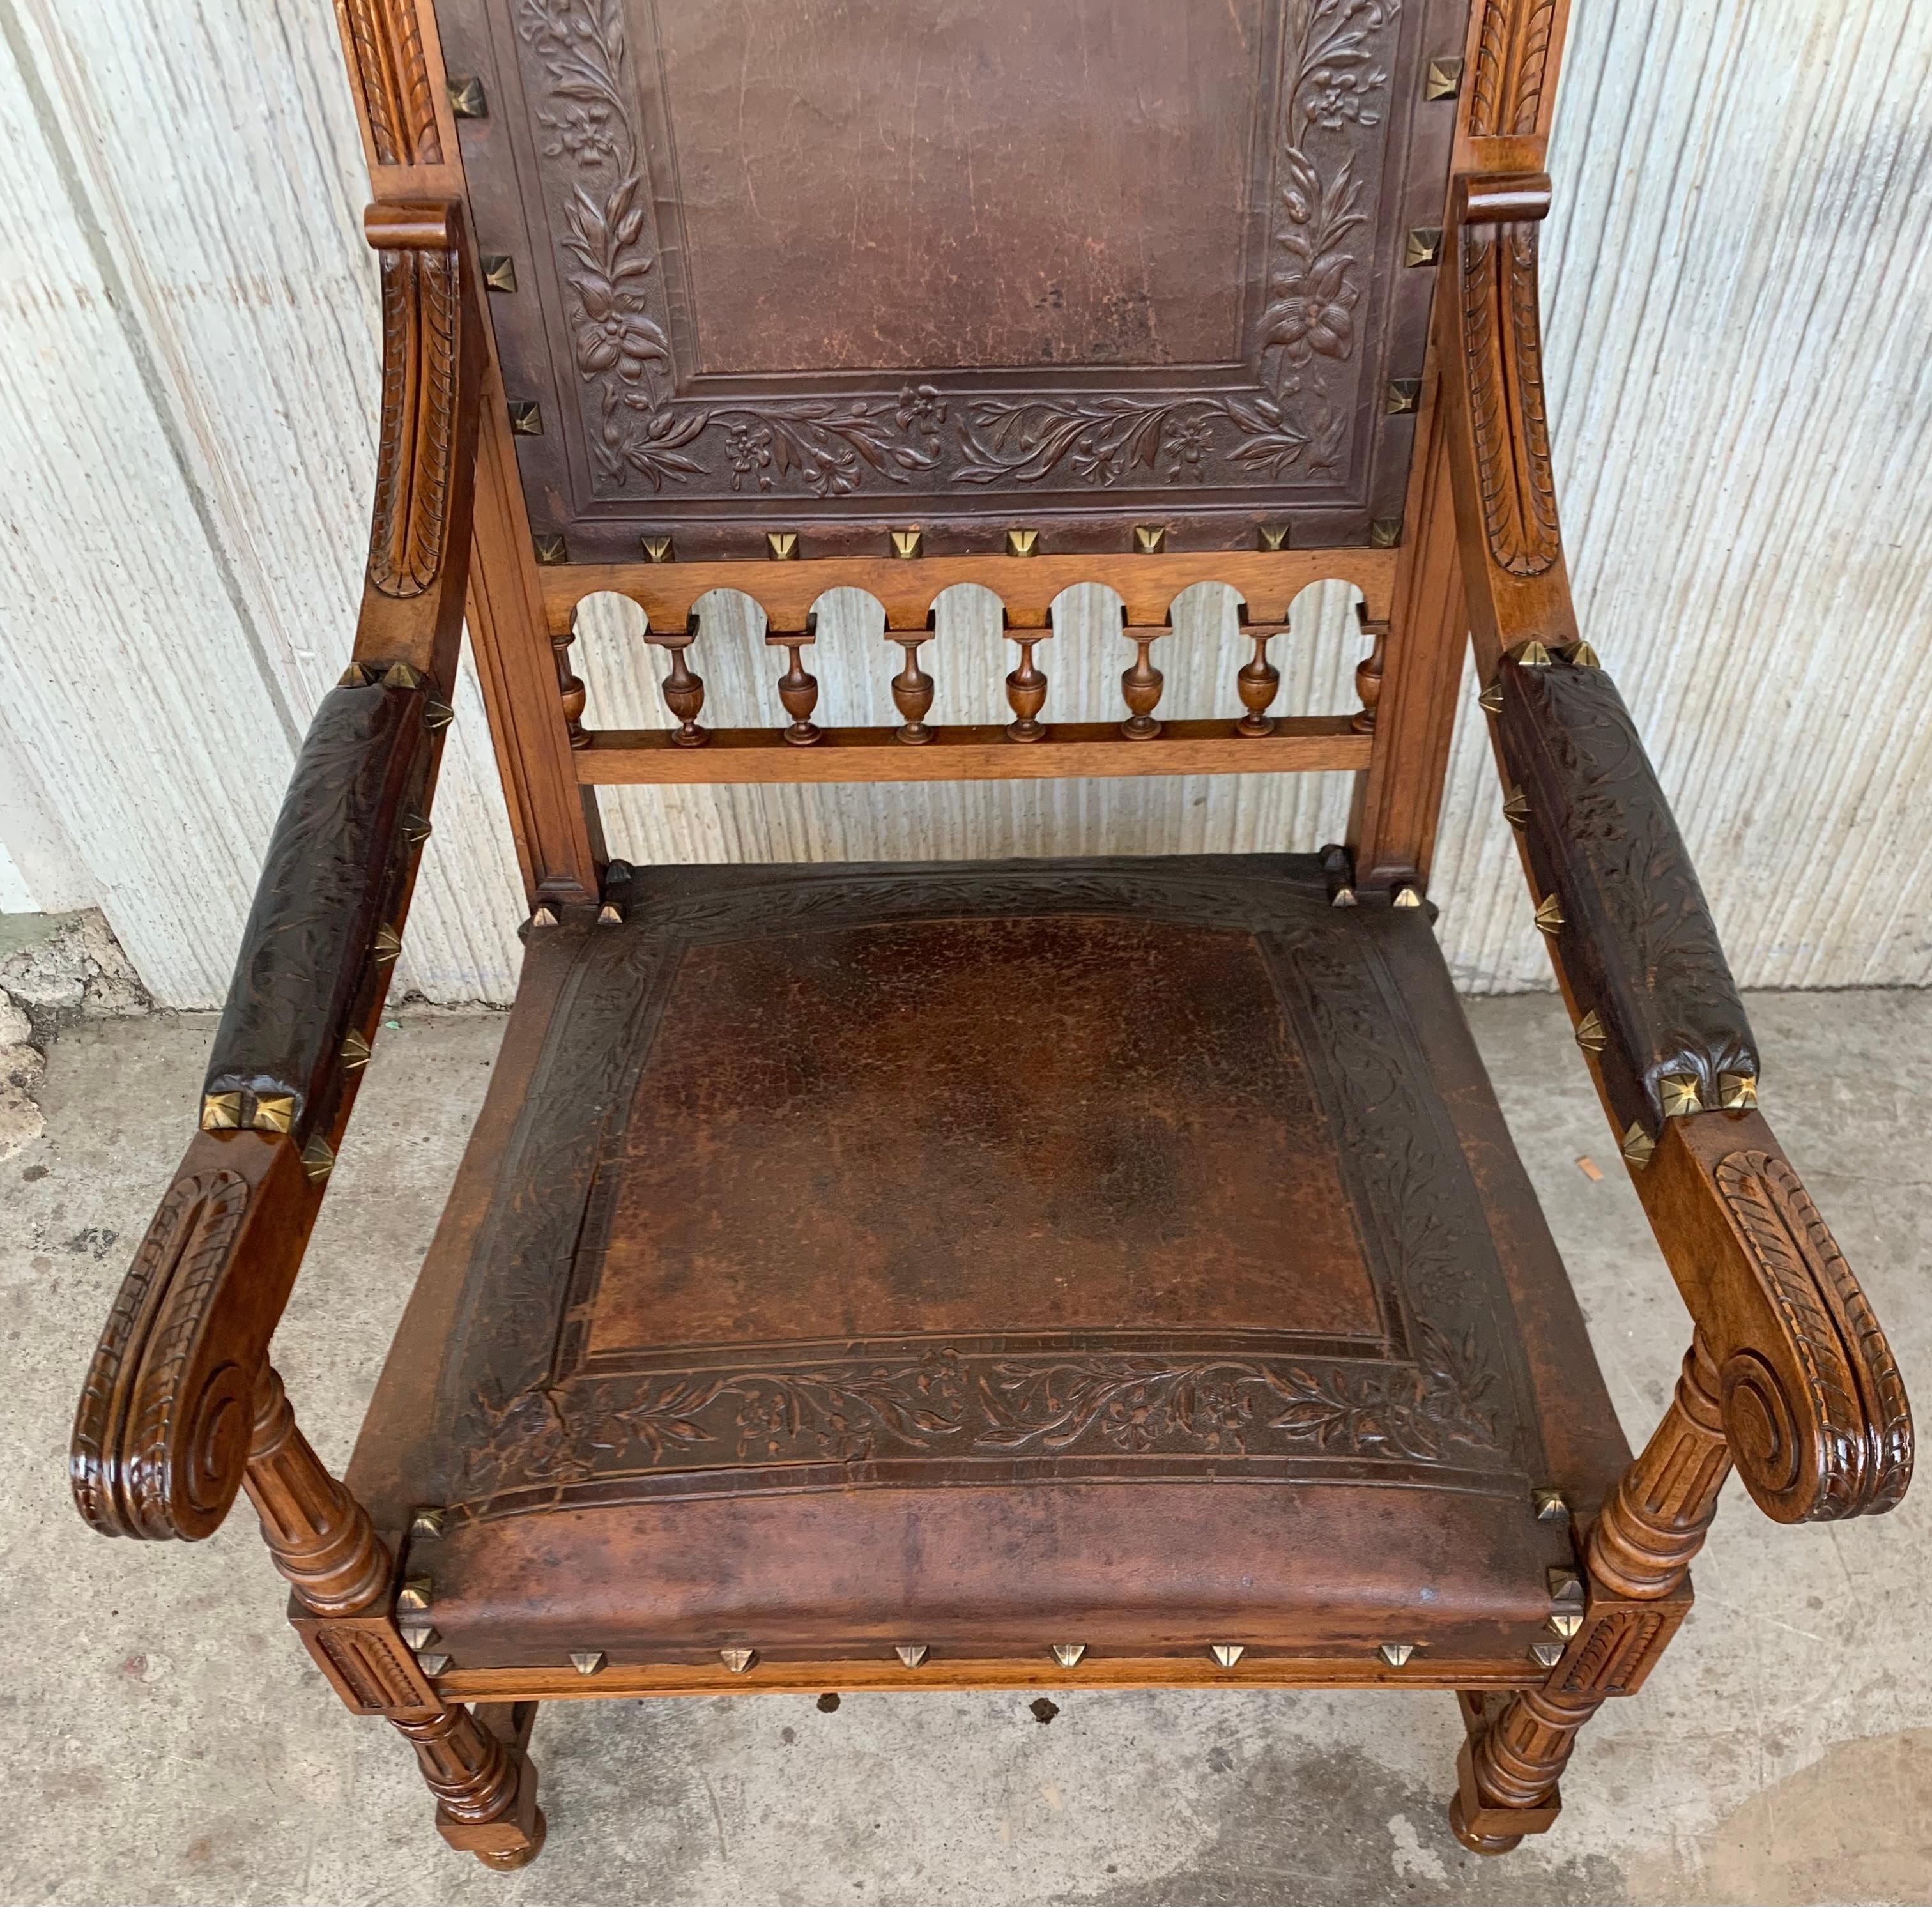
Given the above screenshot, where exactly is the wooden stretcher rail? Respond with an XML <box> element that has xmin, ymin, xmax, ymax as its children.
<box><xmin>438</xmin><ymin>1653</ymin><xmax>1540</xmax><ymax>1703</ymax></box>
<box><xmin>574</xmin><ymin>717</ymin><xmax>1372</xmax><ymax>785</ymax></box>
<box><xmin>539</xmin><ymin>548</ymin><xmax>1399</xmax><ymax>634</ymax></box>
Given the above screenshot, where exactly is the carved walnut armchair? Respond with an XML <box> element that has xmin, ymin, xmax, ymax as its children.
<box><xmin>70</xmin><ymin>0</ymin><xmax>1911</xmax><ymax>1868</ymax></box>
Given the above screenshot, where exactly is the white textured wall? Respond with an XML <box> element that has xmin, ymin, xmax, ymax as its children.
<box><xmin>0</xmin><ymin>0</ymin><xmax>1926</xmax><ymax>1004</ymax></box>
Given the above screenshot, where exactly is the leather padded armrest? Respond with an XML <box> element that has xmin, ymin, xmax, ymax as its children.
<box><xmin>201</xmin><ymin>671</ymin><xmax>436</xmax><ymax>1146</ymax></box>
<box><xmin>1493</xmin><ymin>644</ymin><xmax>1758</xmax><ymax>1147</ymax></box>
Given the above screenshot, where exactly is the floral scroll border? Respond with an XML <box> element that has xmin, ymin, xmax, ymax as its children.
<box><xmin>514</xmin><ymin>0</ymin><xmax>1402</xmax><ymax>498</ymax></box>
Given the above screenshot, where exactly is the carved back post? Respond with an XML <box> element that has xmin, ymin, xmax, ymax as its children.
<box><xmin>336</xmin><ymin>0</ymin><xmax>601</xmax><ymax>908</ymax></box>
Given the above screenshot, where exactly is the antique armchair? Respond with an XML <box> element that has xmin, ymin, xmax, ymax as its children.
<box><xmin>70</xmin><ymin>0</ymin><xmax>1912</xmax><ymax>1868</ymax></box>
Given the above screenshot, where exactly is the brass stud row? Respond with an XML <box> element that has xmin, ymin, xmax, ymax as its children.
<box><xmin>489</xmin><ymin>1638</ymin><xmax>1490</xmax><ymax>1679</ymax></box>
<box><xmin>541</xmin><ymin>521</ymin><xmax>1367</xmax><ymax>569</ymax></box>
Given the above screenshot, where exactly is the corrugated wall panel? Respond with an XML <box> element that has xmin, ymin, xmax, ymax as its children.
<box><xmin>0</xmin><ymin>0</ymin><xmax>1926</xmax><ymax>1002</ymax></box>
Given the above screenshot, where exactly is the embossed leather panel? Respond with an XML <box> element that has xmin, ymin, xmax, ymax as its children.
<box><xmin>1494</xmin><ymin>652</ymin><xmax>1759</xmax><ymax>1137</ymax></box>
<box><xmin>432</xmin><ymin>0</ymin><xmax>1469</xmax><ymax>559</ymax></box>
<box><xmin>352</xmin><ymin>856</ymin><xmax>1621</xmax><ymax>1664</ymax></box>
<box><xmin>203</xmin><ymin>682</ymin><xmax>432</xmax><ymax>1142</ymax></box>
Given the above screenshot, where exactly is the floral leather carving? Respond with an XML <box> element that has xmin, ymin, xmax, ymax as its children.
<box><xmin>201</xmin><ymin>680</ymin><xmax>435</xmax><ymax>1143</ymax></box>
<box><xmin>1493</xmin><ymin>647</ymin><xmax>1758</xmax><ymax>1138</ymax></box>
<box><xmin>433</xmin><ymin>0</ymin><xmax>1468</xmax><ymax>558</ymax></box>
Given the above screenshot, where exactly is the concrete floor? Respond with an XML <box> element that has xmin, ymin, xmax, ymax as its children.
<box><xmin>5</xmin><ymin>990</ymin><xmax>1929</xmax><ymax>1906</ymax></box>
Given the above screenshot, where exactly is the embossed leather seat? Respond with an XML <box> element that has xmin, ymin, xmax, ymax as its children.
<box><xmin>70</xmin><ymin>0</ymin><xmax>1911</xmax><ymax>1872</ymax></box>
<box><xmin>352</xmin><ymin>855</ymin><xmax>1621</xmax><ymax>1669</ymax></box>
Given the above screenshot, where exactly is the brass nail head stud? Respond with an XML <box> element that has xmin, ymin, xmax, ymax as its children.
<box><xmin>1385</xmin><ymin>379</ymin><xmax>1420</xmax><ymax>416</ymax></box>
<box><xmin>1532</xmin><ymin>1487</ymin><xmax>1570</xmax><ymax>1522</ymax></box>
<box><xmin>1478</xmin><ymin>681</ymin><xmax>1504</xmax><ymax>715</ymax></box>
<box><xmin>417</xmin><ymin>1653</ymin><xmax>452</xmax><ymax>1676</ymax></box>
<box><xmin>1719</xmin><ymin>1072</ymin><xmax>1758</xmax><ymax>1110</ymax></box>
<box><xmin>200</xmin><ymin>1092</ymin><xmax>243</xmax><ymax>1131</ymax></box>
<box><xmin>1547</xmin><ymin>1567</ymin><xmax>1585</xmax><ymax>1605</ymax></box>
<box><xmin>1393</xmin><ymin>885</ymin><xmax>1424</xmax><ymax>909</ymax></box>
<box><xmin>1511</xmin><ymin>639</ymin><xmax>1553</xmax><ymax>667</ymax></box>
<box><xmin>1050</xmin><ymin>1643</ymin><xmax>1086</xmax><ymax>1668</ymax></box>
<box><xmin>570</xmin><ymin>1650</ymin><xmax>607</xmax><ymax>1676</ymax></box>
<box><xmin>1574</xmin><ymin>1011</ymin><xmax>1607</xmax><ymax>1053</ymax></box>
<box><xmin>401</xmin><ymin>1623</ymin><xmax>437</xmax><ymax>1651</ymax></box>
<box><xmin>447</xmin><ymin>77</ymin><xmax>487</xmax><ymax>119</ymax></box>
<box><xmin>1404</xmin><ymin>228</ymin><xmax>1442</xmax><ymax>268</ymax></box>
<box><xmin>1529</xmin><ymin>1638</ymin><xmax>1565</xmax><ymax>1668</ymax></box>
<box><xmin>1133</xmin><ymin>524</ymin><xmax>1167</xmax><ymax>555</ymax></box>
<box><xmin>1568</xmin><ymin>640</ymin><xmax>1602</xmax><ymax>668</ymax></box>
<box><xmin>299</xmin><ymin>1137</ymin><xmax>335</xmax><ymax>1184</ymax></box>
<box><xmin>1424</xmin><ymin>56</ymin><xmax>1465</xmax><ymax>100</ymax></box>
<box><xmin>889</xmin><ymin>528</ymin><xmax>924</xmax><ymax>560</ymax></box>
<box><xmin>397</xmin><ymin>1576</ymin><xmax>433</xmax><ymax>1612</ymax></box>
<box><xmin>719</xmin><ymin>1647</ymin><xmax>756</xmax><ymax>1673</ymax></box>
<box><xmin>532</xmin><ymin>533</ymin><xmax>567</xmax><ymax>565</ymax></box>
<box><xmin>1660</xmin><ymin>1074</ymin><xmax>1704</xmax><ymax>1118</ymax></box>
<box><xmin>1256</xmin><ymin>523</ymin><xmax>1290</xmax><ymax>551</ymax></box>
<box><xmin>409</xmin><ymin>1507</ymin><xmax>446</xmax><ymax>1541</ymax></box>
<box><xmin>338</xmin><ymin>662</ymin><xmax>372</xmax><ymax>687</ymax></box>
<box><xmin>338</xmin><ymin>1029</ymin><xmax>372</xmax><ymax>1070</ymax></box>
<box><xmin>1331</xmin><ymin>886</ymin><xmax>1358</xmax><ymax>908</ymax></box>
<box><xmin>1547</xmin><ymin>1611</ymin><xmax>1584</xmax><ymax>1640</ymax></box>
<box><xmin>1533</xmin><ymin>894</ymin><xmax>1565</xmax><ymax>936</ymax></box>
<box><xmin>894</xmin><ymin>1644</ymin><xmax>930</xmax><ymax>1668</ymax></box>
<box><xmin>423</xmin><ymin>699</ymin><xmax>454</xmax><ymax>731</ymax></box>
<box><xmin>1502</xmin><ymin>786</ymin><xmax>1531</xmax><ymax>829</ymax></box>
<box><xmin>765</xmin><ymin>530</ymin><xmax>799</xmax><ymax>561</ymax></box>
<box><xmin>530</xmin><ymin>904</ymin><xmax>559</xmax><ymax>929</ymax></box>
<box><xmin>1368</xmin><ymin>517</ymin><xmax>1403</xmax><ymax>548</ymax></box>
<box><xmin>403</xmin><ymin>813</ymin><xmax>432</xmax><ymax>847</ymax></box>
<box><xmin>1006</xmin><ymin>528</ymin><xmax>1040</xmax><ymax>558</ymax></box>
<box><xmin>597</xmin><ymin>901</ymin><xmax>625</xmax><ymax>926</ymax></box>
<box><xmin>640</xmin><ymin>534</ymin><xmax>675</xmax><ymax>563</ymax></box>
<box><xmin>1621</xmin><ymin>1122</ymin><xmax>1657</xmax><ymax>1168</ymax></box>
<box><xmin>1379</xmin><ymin>1643</ymin><xmax>1416</xmax><ymax>1667</ymax></box>
<box><xmin>251</xmin><ymin>1093</ymin><xmax>295</xmax><ymax>1135</ymax></box>
<box><xmin>372</xmin><ymin>924</ymin><xmax>403</xmax><ymax>965</ymax></box>
<box><xmin>507</xmin><ymin>401</ymin><xmax>542</xmax><ymax>436</ymax></box>
<box><xmin>381</xmin><ymin>662</ymin><xmax>424</xmax><ymax>690</ymax></box>
<box><xmin>481</xmin><ymin>254</ymin><xmax>518</xmax><ymax>295</ymax></box>
<box><xmin>1210</xmin><ymin>1644</ymin><xmax>1245</xmax><ymax>1669</ymax></box>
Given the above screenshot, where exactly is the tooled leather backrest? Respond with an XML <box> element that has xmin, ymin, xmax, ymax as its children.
<box><xmin>433</xmin><ymin>0</ymin><xmax>1469</xmax><ymax>565</ymax></box>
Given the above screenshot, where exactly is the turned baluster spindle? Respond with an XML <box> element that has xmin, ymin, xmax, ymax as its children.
<box><xmin>650</xmin><ymin>614</ymin><xmax>707</xmax><ymax>749</ymax></box>
<box><xmin>891</xmin><ymin>632</ymin><xmax>935</xmax><ymax>744</ymax></box>
<box><xmin>1119</xmin><ymin>623</ymin><xmax>1166</xmax><ymax>740</ymax></box>
<box><xmin>1005</xmin><ymin>629</ymin><xmax>1049</xmax><ymax>741</ymax></box>
<box><xmin>551</xmin><ymin>627</ymin><xmax>588</xmax><ymax>749</ymax></box>
<box><xmin>1353</xmin><ymin>609</ymin><xmax>1388</xmax><ymax>735</ymax></box>
<box><xmin>1236</xmin><ymin>621</ymin><xmax>1282</xmax><ymax>737</ymax></box>
<box><xmin>768</xmin><ymin>615</ymin><xmax>822</xmax><ymax>746</ymax></box>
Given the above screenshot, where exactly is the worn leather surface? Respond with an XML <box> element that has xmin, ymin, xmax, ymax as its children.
<box><xmin>353</xmin><ymin>855</ymin><xmax>1625</xmax><ymax>1667</ymax></box>
<box><xmin>1494</xmin><ymin>651</ymin><xmax>1759</xmax><ymax>1137</ymax></box>
<box><xmin>432</xmin><ymin>0</ymin><xmax>1468</xmax><ymax>558</ymax></box>
<box><xmin>203</xmin><ymin>681</ymin><xmax>432</xmax><ymax>1142</ymax></box>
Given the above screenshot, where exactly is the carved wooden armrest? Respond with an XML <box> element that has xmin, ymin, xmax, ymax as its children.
<box><xmin>1641</xmin><ymin>1113</ymin><xmax>1912</xmax><ymax>1523</ymax></box>
<box><xmin>70</xmin><ymin>199</ymin><xmax>485</xmax><ymax>1542</ymax></box>
<box><xmin>1439</xmin><ymin>174</ymin><xmax>1912</xmax><ymax>1537</ymax></box>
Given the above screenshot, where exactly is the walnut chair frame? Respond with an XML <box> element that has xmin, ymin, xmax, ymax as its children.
<box><xmin>70</xmin><ymin>0</ymin><xmax>1911</xmax><ymax>1870</ymax></box>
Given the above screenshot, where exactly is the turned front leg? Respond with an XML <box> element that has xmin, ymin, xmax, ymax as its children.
<box><xmin>243</xmin><ymin>1367</ymin><xmax>544</xmax><ymax>1868</ymax></box>
<box><xmin>1453</xmin><ymin>1338</ymin><xmax>1729</xmax><ymax>1854</ymax></box>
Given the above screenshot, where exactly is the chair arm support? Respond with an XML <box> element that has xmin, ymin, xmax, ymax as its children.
<box><xmin>1491</xmin><ymin>644</ymin><xmax>1758</xmax><ymax>1146</ymax></box>
<box><xmin>1637</xmin><ymin>1110</ymin><xmax>1912</xmax><ymax>1524</ymax></box>
<box><xmin>69</xmin><ymin>198</ymin><xmax>486</xmax><ymax>1543</ymax></box>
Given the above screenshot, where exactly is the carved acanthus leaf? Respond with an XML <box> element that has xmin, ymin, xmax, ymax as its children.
<box><xmin>337</xmin><ymin>0</ymin><xmax>444</xmax><ymax>166</ymax></box>
<box><xmin>1714</xmin><ymin>1150</ymin><xmax>1913</xmax><ymax>1522</ymax></box>
<box><xmin>368</xmin><ymin>243</ymin><xmax>459</xmax><ymax>597</ymax></box>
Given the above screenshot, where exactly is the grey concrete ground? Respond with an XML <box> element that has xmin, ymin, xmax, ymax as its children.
<box><xmin>4</xmin><ymin>990</ymin><xmax>1929</xmax><ymax>1906</ymax></box>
